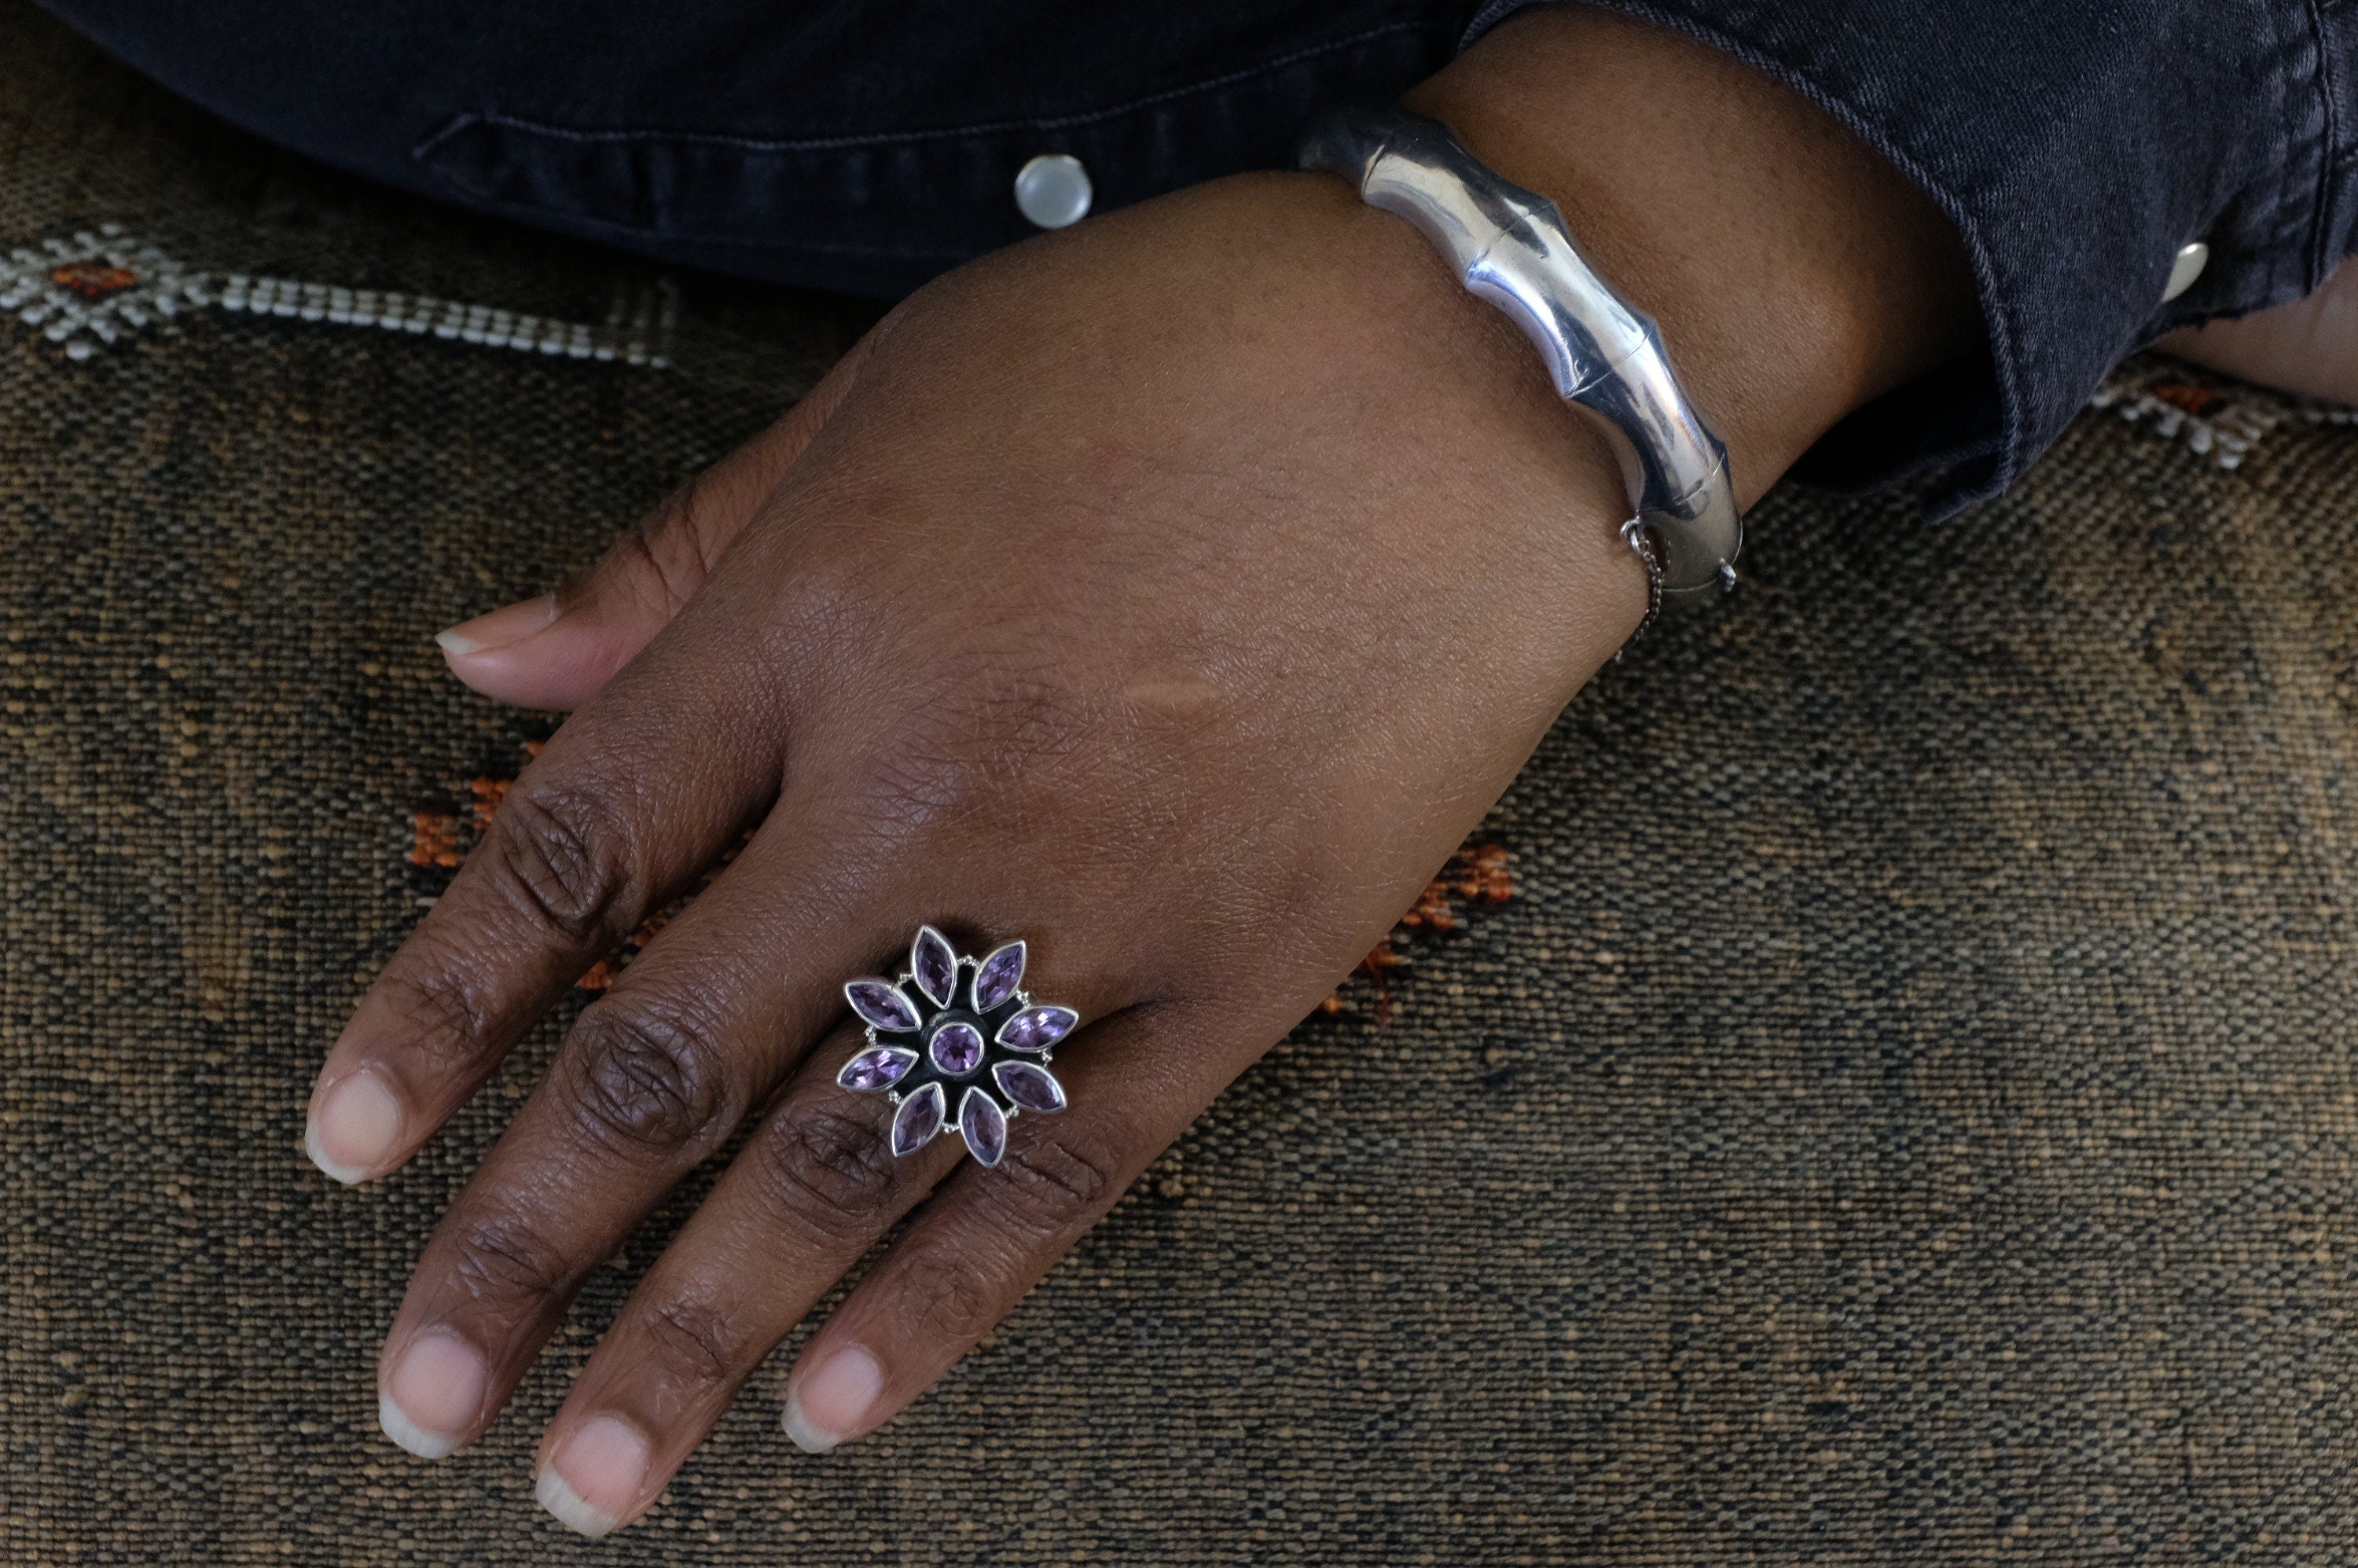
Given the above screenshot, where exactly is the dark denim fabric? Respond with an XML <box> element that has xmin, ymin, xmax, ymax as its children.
<box><xmin>1478</xmin><ymin>2</ymin><xmax>2356</xmax><ymax>512</ymax></box>
<box><xmin>39</xmin><ymin>0</ymin><xmax>2356</xmax><ymax>513</ymax></box>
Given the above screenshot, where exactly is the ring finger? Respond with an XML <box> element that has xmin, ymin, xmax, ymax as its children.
<box><xmin>528</xmin><ymin>994</ymin><xmax>1227</xmax><ymax>1537</ymax></box>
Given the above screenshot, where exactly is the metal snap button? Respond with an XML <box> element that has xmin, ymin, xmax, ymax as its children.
<box><xmin>1014</xmin><ymin>154</ymin><xmax>1093</xmax><ymax>230</ymax></box>
<box><xmin>2162</xmin><ymin>241</ymin><xmax>2209</xmax><ymax>303</ymax></box>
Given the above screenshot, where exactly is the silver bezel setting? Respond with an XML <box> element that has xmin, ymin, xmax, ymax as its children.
<box><xmin>839</xmin><ymin>926</ymin><xmax>1074</xmax><ymax>1167</ymax></box>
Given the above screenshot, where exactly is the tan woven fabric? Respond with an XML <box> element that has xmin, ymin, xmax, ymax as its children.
<box><xmin>6</xmin><ymin>5</ymin><xmax>2358</xmax><ymax>1561</ymax></box>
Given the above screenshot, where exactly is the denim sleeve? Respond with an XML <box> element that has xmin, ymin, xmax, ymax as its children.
<box><xmin>1465</xmin><ymin>0</ymin><xmax>2355</xmax><ymax>516</ymax></box>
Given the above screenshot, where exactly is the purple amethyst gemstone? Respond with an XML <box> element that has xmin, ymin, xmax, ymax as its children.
<box><xmin>960</xmin><ymin>1088</ymin><xmax>1008</xmax><ymax>1168</ymax></box>
<box><xmin>839</xmin><ymin>1046</ymin><xmax>916</xmax><ymax>1092</ymax></box>
<box><xmin>997</xmin><ymin>1004</ymin><xmax>1078</xmax><ymax>1052</ymax></box>
<box><xmin>845</xmin><ymin>979</ymin><xmax>920</xmax><ymax>1033</ymax></box>
<box><xmin>993</xmin><ymin>1059</ymin><xmax>1067</xmax><ymax>1114</ymax></box>
<box><xmin>929</xmin><ymin>1021</ymin><xmax>984</xmax><ymax>1076</ymax></box>
<box><xmin>972</xmin><ymin>941</ymin><xmax>1027</xmax><ymax>1012</ymax></box>
<box><xmin>912</xmin><ymin>926</ymin><xmax>959</xmax><ymax>1008</ymax></box>
<box><xmin>891</xmin><ymin>1081</ymin><xmax>945</xmax><ymax>1156</ymax></box>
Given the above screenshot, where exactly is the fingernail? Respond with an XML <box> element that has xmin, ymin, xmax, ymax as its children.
<box><xmin>538</xmin><ymin>1414</ymin><xmax>652</xmax><ymax>1537</ymax></box>
<box><xmin>306</xmin><ymin>1067</ymin><xmax>403</xmax><ymax>1184</ymax></box>
<box><xmin>781</xmin><ymin>1342</ymin><xmax>883</xmax><ymax>1454</ymax></box>
<box><xmin>435</xmin><ymin>593</ymin><xmax>556</xmax><ymax>657</ymax></box>
<box><xmin>379</xmin><ymin>1330</ymin><xmax>488</xmax><ymax>1460</ymax></box>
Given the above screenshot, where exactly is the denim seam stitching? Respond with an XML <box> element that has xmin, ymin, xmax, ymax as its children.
<box><xmin>2300</xmin><ymin>0</ymin><xmax>2345</xmax><ymax>283</ymax></box>
<box><xmin>410</xmin><ymin>20</ymin><xmax>1429</xmax><ymax>163</ymax></box>
<box><xmin>1458</xmin><ymin>0</ymin><xmax>1528</xmax><ymax>48</ymax></box>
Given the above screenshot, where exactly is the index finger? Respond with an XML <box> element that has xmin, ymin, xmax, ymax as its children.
<box><xmin>304</xmin><ymin>635</ymin><xmax>788</xmax><ymax>1184</ymax></box>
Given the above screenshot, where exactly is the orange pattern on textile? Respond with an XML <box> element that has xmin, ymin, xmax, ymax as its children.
<box><xmin>468</xmin><ymin>775</ymin><xmax>510</xmax><ymax>830</ymax></box>
<box><xmin>408</xmin><ymin>736</ymin><xmax>720</xmax><ymax>991</ymax></box>
<box><xmin>409</xmin><ymin>810</ymin><xmax>462</xmax><ymax>868</ymax></box>
<box><xmin>413</xmin><ymin>743</ymin><xmax>1510</xmax><ymax>1010</ymax></box>
<box><xmin>48</xmin><ymin>261</ymin><xmax>138</xmax><ymax>301</ymax></box>
<box><xmin>1320</xmin><ymin>842</ymin><xmax>1513</xmax><ymax>1025</ymax></box>
<box><xmin>2147</xmin><ymin>380</ymin><xmax>2220</xmax><ymax>417</ymax></box>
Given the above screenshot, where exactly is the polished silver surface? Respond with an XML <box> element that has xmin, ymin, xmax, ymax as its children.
<box><xmin>1015</xmin><ymin>153</ymin><xmax>1093</xmax><ymax>230</ymax></box>
<box><xmin>1301</xmin><ymin>106</ymin><xmax>1740</xmax><ymax>593</ymax></box>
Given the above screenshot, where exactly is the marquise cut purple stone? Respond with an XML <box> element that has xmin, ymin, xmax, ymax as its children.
<box><xmin>913</xmin><ymin>927</ymin><xmax>958</xmax><ymax>1008</ymax></box>
<box><xmin>841</xmin><ymin>1047</ymin><xmax>914</xmax><ymax>1092</ymax></box>
<box><xmin>993</xmin><ymin>1059</ymin><xmax>1067</xmax><ymax>1114</ymax></box>
<box><xmin>972</xmin><ymin>942</ymin><xmax>1027</xmax><ymax>1012</ymax></box>
<box><xmin>929</xmin><ymin>1021</ymin><xmax>984</xmax><ymax>1075</ymax></box>
<box><xmin>997</xmin><ymin>1004</ymin><xmax>1077</xmax><ymax>1052</ymax></box>
<box><xmin>891</xmin><ymin>1081</ymin><xmax>945</xmax><ymax>1156</ymax></box>
<box><xmin>960</xmin><ymin>1089</ymin><xmax>1008</xmax><ymax>1167</ymax></box>
<box><xmin>846</xmin><ymin>980</ymin><xmax>920</xmax><ymax>1032</ymax></box>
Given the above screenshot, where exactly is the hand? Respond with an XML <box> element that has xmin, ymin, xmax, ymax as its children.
<box><xmin>305</xmin><ymin>8</ymin><xmax>1974</xmax><ymax>1536</ymax></box>
<box><xmin>2162</xmin><ymin>256</ymin><xmax>2358</xmax><ymax>406</ymax></box>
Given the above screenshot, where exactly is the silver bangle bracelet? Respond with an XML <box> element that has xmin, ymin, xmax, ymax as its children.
<box><xmin>1300</xmin><ymin>105</ymin><xmax>1741</xmax><ymax>598</ymax></box>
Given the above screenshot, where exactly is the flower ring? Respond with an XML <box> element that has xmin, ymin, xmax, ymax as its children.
<box><xmin>837</xmin><ymin>927</ymin><xmax>1076</xmax><ymax>1167</ymax></box>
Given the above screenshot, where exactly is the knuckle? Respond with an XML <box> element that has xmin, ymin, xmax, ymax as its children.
<box><xmin>942</xmin><ymin>659</ymin><xmax>1093</xmax><ymax>758</ymax></box>
<box><xmin>607</xmin><ymin>528</ymin><xmax>685</xmax><ymax>623</ymax></box>
<box><xmin>664</xmin><ymin>464</ymin><xmax>739</xmax><ymax>577</ymax></box>
<box><xmin>445</xmin><ymin>1209</ymin><xmax>571</xmax><ymax>1309</ymax></box>
<box><xmin>621</xmin><ymin>475</ymin><xmax>720</xmax><ymax>612</ymax></box>
<box><xmin>640</xmin><ymin>1295</ymin><xmax>744</xmax><ymax>1389</ymax></box>
<box><xmin>752</xmin><ymin>1099</ymin><xmax>904</xmax><ymax>1243</ymax></box>
<box><xmin>373</xmin><ymin>951</ymin><xmax>498</xmax><ymax>1074</ymax></box>
<box><xmin>561</xmin><ymin>997</ymin><xmax>738</xmax><ymax>1156</ymax></box>
<box><xmin>891</xmin><ymin>1247</ymin><xmax>1001</xmax><ymax>1349</ymax></box>
<box><xmin>850</xmin><ymin>661</ymin><xmax>1100</xmax><ymax>841</ymax></box>
<box><xmin>980</xmin><ymin>1122</ymin><xmax>1129</xmax><ymax>1237</ymax></box>
<box><xmin>484</xmin><ymin>779</ymin><xmax>635</xmax><ymax>946</ymax></box>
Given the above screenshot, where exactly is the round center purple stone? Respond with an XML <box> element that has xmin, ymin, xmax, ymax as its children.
<box><xmin>927</xmin><ymin>1018</ymin><xmax>985</xmax><ymax>1076</ymax></box>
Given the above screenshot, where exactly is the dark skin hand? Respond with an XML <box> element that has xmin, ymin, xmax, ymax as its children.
<box><xmin>304</xmin><ymin>6</ymin><xmax>1978</xmax><ymax>1535</ymax></box>
<box><xmin>2164</xmin><ymin>257</ymin><xmax>2358</xmax><ymax>405</ymax></box>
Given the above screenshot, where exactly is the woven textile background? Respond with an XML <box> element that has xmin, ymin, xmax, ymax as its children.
<box><xmin>7</xmin><ymin>5</ymin><xmax>2358</xmax><ymax>1562</ymax></box>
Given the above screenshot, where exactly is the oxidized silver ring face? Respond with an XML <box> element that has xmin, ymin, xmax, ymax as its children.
<box><xmin>838</xmin><ymin>927</ymin><xmax>1075</xmax><ymax>1168</ymax></box>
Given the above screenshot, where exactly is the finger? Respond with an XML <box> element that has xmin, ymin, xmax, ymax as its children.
<box><xmin>367</xmin><ymin>815</ymin><xmax>898</xmax><ymax>1461</ymax></box>
<box><xmin>522</xmin><ymin>1031</ymin><xmax>964</xmax><ymax>1535</ymax></box>
<box><xmin>524</xmin><ymin>998</ymin><xmax>1177</xmax><ymax>1537</ymax></box>
<box><xmin>369</xmin><ymin>842</ymin><xmax>1128</xmax><ymax>1470</ymax></box>
<box><xmin>775</xmin><ymin>1004</ymin><xmax>1216</xmax><ymax>1455</ymax></box>
<box><xmin>305</xmin><ymin>621</ymin><xmax>787</xmax><ymax>1187</ymax></box>
<box><xmin>437</xmin><ymin>328</ymin><xmax>882</xmax><ymax>710</ymax></box>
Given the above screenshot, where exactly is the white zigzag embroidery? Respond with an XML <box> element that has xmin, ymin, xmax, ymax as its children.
<box><xmin>2088</xmin><ymin>354</ymin><xmax>2356</xmax><ymax>470</ymax></box>
<box><xmin>3</xmin><ymin>223</ymin><xmax>676</xmax><ymax>365</ymax></box>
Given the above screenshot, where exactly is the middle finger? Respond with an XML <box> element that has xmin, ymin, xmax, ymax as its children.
<box><xmin>371</xmin><ymin>807</ymin><xmax>907</xmax><ymax>1462</ymax></box>
<box><xmin>531</xmin><ymin>992</ymin><xmax>1168</xmax><ymax>1535</ymax></box>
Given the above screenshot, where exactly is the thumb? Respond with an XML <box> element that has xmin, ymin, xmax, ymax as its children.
<box><xmin>435</xmin><ymin>325</ymin><xmax>883</xmax><ymax>710</ymax></box>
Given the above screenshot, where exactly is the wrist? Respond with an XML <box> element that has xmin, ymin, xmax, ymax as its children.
<box><xmin>1104</xmin><ymin>167</ymin><xmax>1664</xmax><ymax>676</ymax></box>
<box><xmin>1402</xmin><ymin>7</ymin><xmax>1978</xmax><ymax>509</ymax></box>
